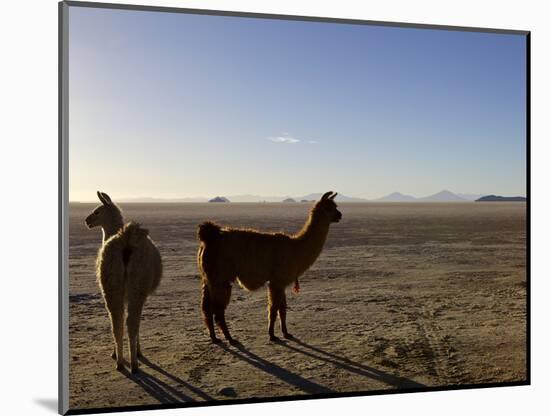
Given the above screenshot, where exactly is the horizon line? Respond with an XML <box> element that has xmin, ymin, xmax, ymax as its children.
<box><xmin>68</xmin><ymin>189</ymin><xmax>527</xmax><ymax>203</ymax></box>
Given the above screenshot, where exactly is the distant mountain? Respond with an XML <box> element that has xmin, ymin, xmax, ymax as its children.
<box><xmin>476</xmin><ymin>195</ymin><xmax>527</xmax><ymax>202</ymax></box>
<box><xmin>120</xmin><ymin>193</ymin><xmax>368</xmax><ymax>203</ymax></box>
<box><xmin>226</xmin><ymin>194</ymin><xmax>285</xmax><ymax>203</ymax></box>
<box><xmin>209</xmin><ymin>196</ymin><xmax>230</xmax><ymax>203</ymax></box>
<box><xmin>375</xmin><ymin>190</ymin><xmax>468</xmax><ymax>202</ymax></box>
<box><xmin>297</xmin><ymin>192</ymin><xmax>368</xmax><ymax>202</ymax></box>
<box><xmin>118</xmin><ymin>196</ymin><xmax>208</xmax><ymax>203</ymax></box>
<box><xmin>110</xmin><ymin>190</ymin><xmax>486</xmax><ymax>204</ymax></box>
<box><xmin>377</xmin><ymin>192</ymin><xmax>417</xmax><ymax>202</ymax></box>
<box><xmin>282</xmin><ymin>198</ymin><xmax>297</xmax><ymax>203</ymax></box>
<box><xmin>418</xmin><ymin>190</ymin><xmax>467</xmax><ymax>202</ymax></box>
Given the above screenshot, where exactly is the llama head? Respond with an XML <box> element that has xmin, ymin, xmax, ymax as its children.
<box><xmin>314</xmin><ymin>191</ymin><xmax>342</xmax><ymax>223</ymax></box>
<box><xmin>85</xmin><ymin>191</ymin><xmax>124</xmax><ymax>232</ymax></box>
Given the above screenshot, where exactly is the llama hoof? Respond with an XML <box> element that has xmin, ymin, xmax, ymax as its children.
<box><xmin>283</xmin><ymin>333</ymin><xmax>294</xmax><ymax>340</ymax></box>
<box><xmin>115</xmin><ymin>363</ymin><xmax>124</xmax><ymax>372</ymax></box>
<box><xmin>131</xmin><ymin>366</ymin><xmax>139</xmax><ymax>374</ymax></box>
<box><xmin>269</xmin><ymin>335</ymin><xmax>281</xmax><ymax>343</ymax></box>
<box><xmin>211</xmin><ymin>337</ymin><xmax>221</xmax><ymax>344</ymax></box>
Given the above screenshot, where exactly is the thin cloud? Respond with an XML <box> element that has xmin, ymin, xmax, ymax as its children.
<box><xmin>268</xmin><ymin>136</ymin><xmax>300</xmax><ymax>144</ymax></box>
<box><xmin>307</xmin><ymin>140</ymin><xmax>318</xmax><ymax>144</ymax></box>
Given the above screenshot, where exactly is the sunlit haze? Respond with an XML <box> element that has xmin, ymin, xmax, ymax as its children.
<box><xmin>69</xmin><ymin>7</ymin><xmax>527</xmax><ymax>202</ymax></box>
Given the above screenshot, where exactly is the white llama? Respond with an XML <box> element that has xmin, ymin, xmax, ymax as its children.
<box><xmin>85</xmin><ymin>191</ymin><xmax>162</xmax><ymax>373</ymax></box>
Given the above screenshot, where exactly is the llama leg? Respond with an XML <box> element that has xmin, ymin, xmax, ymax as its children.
<box><xmin>127</xmin><ymin>297</ymin><xmax>145</xmax><ymax>373</ymax></box>
<box><xmin>137</xmin><ymin>337</ymin><xmax>143</xmax><ymax>358</ymax></box>
<box><xmin>278</xmin><ymin>291</ymin><xmax>292</xmax><ymax>339</ymax></box>
<box><xmin>268</xmin><ymin>304</ymin><xmax>278</xmax><ymax>341</ymax></box>
<box><xmin>201</xmin><ymin>283</ymin><xmax>219</xmax><ymax>343</ymax></box>
<box><xmin>112</xmin><ymin>344</ymin><xmax>134</xmax><ymax>359</ymax></box>
<box><xmin>111</xmin><ymin>341</ymin><xmax>136</xmax><ymax>359</ymax></box>
<box><xmin>213</xmin><ymin>283</ymin><xmax>234</xmax><ymax>343</ymax></box>
<box><xmin>112</xmin><ymin>342</ymin><xmax>138</xmax><ymax>359</ymax></box>
<box><xmin>214</xmin><ymin>309</ymin><xmax>234</xmax><ymax>343</ymax></box>
<box><xmin>267</xmin><ymin>285</ymin><xmax>283</xmax><ymax>341</ymax></box>
<box><xmin>105</xmin><ymin>298</ymin><xmax>125</xmax><ymax>371</ymax></box>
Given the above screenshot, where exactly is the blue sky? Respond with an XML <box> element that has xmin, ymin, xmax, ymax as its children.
<box><xmin>69</xmin><ymin>6</ymin><xmax>527</xmax><ymax>201</ymax></box>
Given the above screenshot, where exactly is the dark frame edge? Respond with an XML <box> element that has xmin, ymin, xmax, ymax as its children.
<box><xmin>63</xmin><ymin>0</ymin><xmax>529</xmax><ymax>36</ymax></box>
<box><xmin>59</xmin><ymin>1</ymin><xmax>70</xmax><ymax>415</ymax></box>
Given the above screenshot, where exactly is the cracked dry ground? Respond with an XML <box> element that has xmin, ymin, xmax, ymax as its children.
<box><xmin>67</xmin><ymin>202</ymin><xmax>526</xmax><ymax>411</ymax></box>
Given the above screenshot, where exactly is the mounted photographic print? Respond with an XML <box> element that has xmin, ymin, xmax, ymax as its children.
<box><xmin>59</xmin><ymin>1</ymin><xmax>530</xmax><ymax>414</ymax></box>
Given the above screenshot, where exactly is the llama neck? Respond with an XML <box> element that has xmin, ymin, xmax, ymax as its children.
<box><xmin>101</xmin><ymin>216</ymin><xmax>124</xmax><ymax>244</ymax></box>
<box><xmin>293</xmin><ymin>212</ymin><xmax>331</xmax><ymax>274</ymax></box>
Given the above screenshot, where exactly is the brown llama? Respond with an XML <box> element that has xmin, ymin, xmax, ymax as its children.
<box><xmin>197</xmin><ymin>191</ymin><xmax>342</xmax><ymax>342</ymax></box>
<box><xmin>85</xmin><ymin>191</ymin><xmax>162</xmax><ymax>373</ymax></box>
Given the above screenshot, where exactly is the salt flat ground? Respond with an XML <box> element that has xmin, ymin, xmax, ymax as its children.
<box><xmin>68</xmin><ymin>202</ymin><xmax>527</xmax><ymax>411</ymax></box>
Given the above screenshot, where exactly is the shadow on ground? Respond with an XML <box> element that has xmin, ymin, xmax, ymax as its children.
<box><xmin>218</xmin><ymin>342</ymin><xmax>335</xmax><ymax>395</ymax></box>
<box><xmin>110</xmin><ymin>337</ymin><xmax>424</xmax><ymax>404</ymax></box>
<box><xmin>283</xmin><ymin>337</ymin><xmax>425</xmax><ymax>389</ymax></box>
<box><xmin>217</xmin><ymin>337</ymin><xmax>424</xmax><ymax>396</ymax></box>
<box><xmin>120</xmin><ymin>356</ymin><xmax>214</xmax><ymax>404</ymax></box>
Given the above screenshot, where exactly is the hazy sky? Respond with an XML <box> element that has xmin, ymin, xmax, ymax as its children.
<box><xmin>69</xmin><ymin>6</ymin><xmax>527</xmax><ymax>201</ymax></box>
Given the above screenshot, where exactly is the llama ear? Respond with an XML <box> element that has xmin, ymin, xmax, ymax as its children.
<box><xmin>100</xmin><ymin>192</ymin><xmax>113</xmax><ymax>205</ymax></box>
<box><xmin>321</xmin><ymin>191</ymin><xmax>333</xmax><ymax>201</ymax></box>
<box><xmin>329</xmin><ymin>192</ymin><xmax>338</xmax><ymax>200</ymax></box>
<box><xmin>97</xmin><ymin>191</ymin><xmax>112</xmax><ymax>206</ymax></box>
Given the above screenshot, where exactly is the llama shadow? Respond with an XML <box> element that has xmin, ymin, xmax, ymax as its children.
<box><xmin>121</xmin><ymin>357</ymin><xmax>213</xmax><ymax>403</ymax></box>
<box><xmin>218</xmin><ymin>342</ymin><xmax>335</xmax><ymax>395</ymax></box>
<box><xmin>121</xmin><ymin>367</ymin><xmax>193</xmax><ymax>403</ymax></box>
<box><xmin>281</xmin><ymin>337</ymin><xmax>425</xmax><ymax>389</ymax></box>
<box><xmin>139</xmin><ymin>356</ymin><xmax>214</xmax><ymax>401</ymax></box>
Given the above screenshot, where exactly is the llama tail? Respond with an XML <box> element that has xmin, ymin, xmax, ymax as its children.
<box><xmin>121</xmin><ymin>222</ymin><xmax>149</xmax><ymax>248</ymax></box>
<box><xmin>197</xmin><ymin>221</ymin><xmax>221</xmax><ymax>244</ymax></box>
